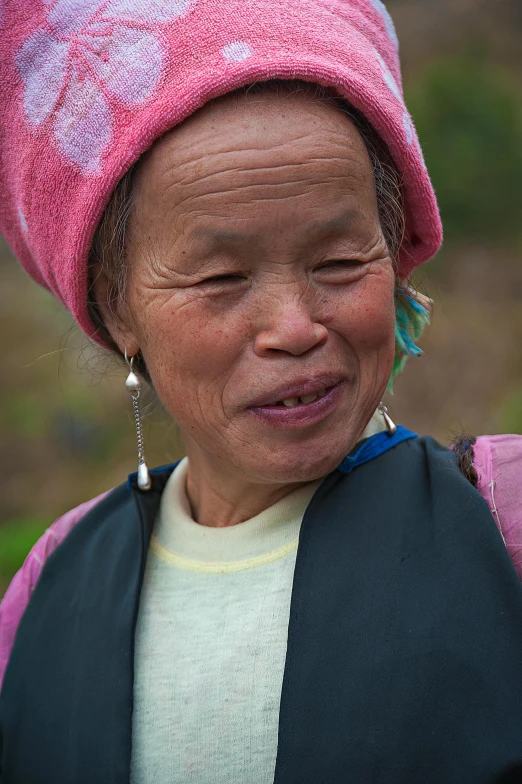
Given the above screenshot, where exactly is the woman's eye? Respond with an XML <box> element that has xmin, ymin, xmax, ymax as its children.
<box><xmin>314</xmin><ymin>259</ymin><xmax>368</xmax><ymax>282</ymax></box>
<box><xmin>321</xmin><ymin>259</ymin><xmax>362</xmax><ymax>269</ymax></box>
<box><xmin>200</xmin><ymin>274</ymin><xmax>245</xmax><ymax>285</ymax></box>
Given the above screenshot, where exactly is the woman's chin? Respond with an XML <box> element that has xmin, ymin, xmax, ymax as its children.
<box><xmin>234</xmin><ymin>400</ymin><xmax>369</xmax><ymax>483</ymax></box>
<box><xmin>241</xmin><ymin>438</ymin><xmax>355</xmax><ymax>485</ymax></box>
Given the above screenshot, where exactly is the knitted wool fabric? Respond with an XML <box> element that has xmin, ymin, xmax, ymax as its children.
<box><xmin>0</xmin><ymin>0</ymin><xmax>442</xmax><ymax>343</ymax></box>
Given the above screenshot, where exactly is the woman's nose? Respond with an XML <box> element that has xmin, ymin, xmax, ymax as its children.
<box><xmin>254</xmin><ymin>295</ymin><xmax>329</xmax><ymax>357</ymax></box>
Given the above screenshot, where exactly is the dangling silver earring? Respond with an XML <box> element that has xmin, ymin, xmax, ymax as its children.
<box><xmin>125</xmin><ymin>349</ymin><xmax>151</xmax><ymax>491</ymax></box>
<box><xmin>378</xmin><ymin>401</ymin><xmax>397</xmax><ymax>435</ymax></box>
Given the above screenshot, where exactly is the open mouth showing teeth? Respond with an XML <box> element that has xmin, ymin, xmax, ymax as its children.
<box><xmin>273</xmin><ymin>388</ymin><xmax>327</xmax><ymax>408</ymax></box>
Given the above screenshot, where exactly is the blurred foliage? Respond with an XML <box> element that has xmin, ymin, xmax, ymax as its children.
<box><xmin>407</xmin><ymin>54</ymin><xmax>522</xmax><ymax>246</ymax></box>
<box><xmin>0</xmin><ymin>520</ymin><xmax>50</xmax><ymax>595</ymax></box>
<box><xmin>499</xmin><ymin>388</ymin><xmax>522</xmax><ymax>433</ymax></box>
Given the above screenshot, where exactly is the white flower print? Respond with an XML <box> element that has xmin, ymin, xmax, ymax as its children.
<box><xmin>221</xmin><ymin>41</ymin><xmax>252</xmax><ymax>63</ymax></box>
<box><xmin>18</xmin><ymin>209</ymin><xmax>29</xmax><ymax>234</ymax></box>
<box><xmin>17</xmin><ymin>0</ymin><xmax>193</xmax><ymax>172</ymax></box>
<box><xmin>373</xmin><ymin>47</ymin><xmax>401</xmax><ymax>102</ymax></box>
<box><xmin>369</xmin><ymin>0</ymin><xmax>399</xmax><ymax>51</ymax></box>
<box><xmin>402</xmin><ymin>112</ymin><xmax>413</xmax><ymax>146</ymax></box>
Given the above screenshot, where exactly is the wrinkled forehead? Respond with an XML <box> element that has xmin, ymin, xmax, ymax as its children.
<box><xmin>132</xmin><ymin>89</ymin><xmax>377</xmax><ymax>220</ymax></box>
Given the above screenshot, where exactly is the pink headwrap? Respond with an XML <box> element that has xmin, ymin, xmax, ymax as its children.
<box><xmin>0</xmin><ymin>0</ymin><xmax>442</xmax><ymax>343</ymax></box>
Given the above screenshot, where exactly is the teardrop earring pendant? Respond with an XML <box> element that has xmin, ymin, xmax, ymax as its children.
<box><xmin>378</xmin><ymin>401</ymin><xmax>397</xmax><ymax>435</ymax></box>
<box><xmin>124</xmin><ymin>349</ymin><xmax>151</xmax><ymax>491</ymax></box>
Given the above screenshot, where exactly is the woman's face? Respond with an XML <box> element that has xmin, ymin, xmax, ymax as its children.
<box><xmin>110</xmin><ymin>91</ymin><xmax>396</xmax><ymax>484</ymax></box>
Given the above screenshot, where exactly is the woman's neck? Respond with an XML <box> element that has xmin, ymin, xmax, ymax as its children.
<box><xmin>184</xmin><ymin>451</ymin><xmax>306</xmax><ymax>528</ymax></box>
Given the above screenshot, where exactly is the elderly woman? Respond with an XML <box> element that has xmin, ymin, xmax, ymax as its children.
<box><xmin>1</xmin><ymin>1</ymin><xmax>522</xmax><ymax>782</ymax></box>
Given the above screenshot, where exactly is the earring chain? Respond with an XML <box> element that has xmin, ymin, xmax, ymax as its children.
<box><xmin>124</xmin><ymin>349</ymin><xmax>151</xmax><ymax>491</ymax></box>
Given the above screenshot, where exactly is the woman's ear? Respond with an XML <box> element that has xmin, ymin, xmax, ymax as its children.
<box><xmin>91</xmin><ymin>265</ymin><xmax>140</xmax><ymax>357</ymax></box>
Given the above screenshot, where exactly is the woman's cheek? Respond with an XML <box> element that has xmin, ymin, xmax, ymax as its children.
<box><xmin>333</xmin><ymin>287</ymin><xmax>395</xmax><ymax>353</ymax></box>
<box><xmin>146</xmin><ymin>303</ymin><xmax>247</xmax><ymax>412</ymax></box>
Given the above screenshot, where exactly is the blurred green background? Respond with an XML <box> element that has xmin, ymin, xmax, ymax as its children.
<box><xmin>1</xmin><ymin>0</ymin><xmax>522</xmax><ymax>596</ymax></box>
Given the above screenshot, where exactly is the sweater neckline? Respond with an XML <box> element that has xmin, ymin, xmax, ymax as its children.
<box><xmin>154</xmin><ymin>459</ymin><xmax>321</xmax><ymax>564</ymax></box>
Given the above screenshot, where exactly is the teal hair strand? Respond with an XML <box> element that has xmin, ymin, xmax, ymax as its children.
<box><xmin>388</xmin><ymin>287</ymin><xmax>431</xmax><ymax>393</ymax></box>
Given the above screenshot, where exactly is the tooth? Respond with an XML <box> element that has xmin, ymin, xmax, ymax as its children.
<box><xmin>300</xmin><ymin>394</ymin><xmax>318</xmax><ymax>404</ymax></box>
<box><xmin>317</xmin><ymin>389</ymin><xmax>326</xmax><ymax>398</ymax></box>
<box><xmin>283</xmin><ymin>398</ymin><xmax>299</xmax><ymax>407</ymax></box>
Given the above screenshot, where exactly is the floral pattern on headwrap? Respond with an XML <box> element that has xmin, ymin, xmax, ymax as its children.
<box><xmin>369</xmin><ymin>0</ymin><xmax>399</xmax><ymax>50</ymax></box>
<box><xmin>17</xmin><ymin>0</ymin><xmax>194</xmax><ymax>172</ymax></box>
<box><xmin>373</xmin><ymin>46</ymin><xmax>401</xmax><ymax>101</ymax></box>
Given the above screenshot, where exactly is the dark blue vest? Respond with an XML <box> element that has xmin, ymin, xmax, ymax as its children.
<box><xmin>2</xmin><ymin>433</ymin><xmax>522</xmax><ymax>783</ymax></box>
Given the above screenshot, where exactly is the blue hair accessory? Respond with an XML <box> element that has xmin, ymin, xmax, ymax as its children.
<box><xmin>389</xmin><ymin>286</ymin><xmax>432</xmax><ymax>391</ymax></box>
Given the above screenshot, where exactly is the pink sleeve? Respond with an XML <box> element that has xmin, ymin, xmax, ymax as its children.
<box><xmin>0</xmin><ymin>490</ymin><xmax>111</xmax><ymax>691</ymax></box>
<box><xmin>474</xmin><ymin>435</ymin><xmax>522</xmax><ymax>580</ymax></box>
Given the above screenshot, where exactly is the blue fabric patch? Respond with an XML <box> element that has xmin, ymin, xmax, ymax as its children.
<box><xmin>337</xmin><ymin>425</ymin><xmax>417</xmax><ymax>475</ymax></box>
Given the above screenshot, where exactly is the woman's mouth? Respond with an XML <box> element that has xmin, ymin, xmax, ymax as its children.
<box><xmin>247</xmin><ymin>382</ymin><xmax>344</xmax><ymax>428</ymax></box>
<box><xmin>271</xmin><ymin>388</ymin><xmax>328</xmax><ymax>407</ymax></box>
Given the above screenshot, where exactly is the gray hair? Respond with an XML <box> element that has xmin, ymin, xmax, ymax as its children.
<box><xmin>87</xmin><ymin>79</ymin><xmax>405</xmax><ymax>363</ymax></box>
